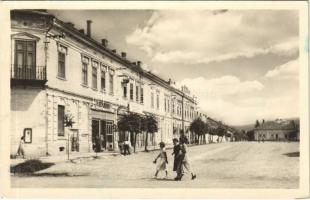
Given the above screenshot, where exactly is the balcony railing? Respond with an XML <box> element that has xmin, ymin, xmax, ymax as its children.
<box><xmin>11</xmin><ymin>65</ymin><xmax>47</xmax><ymax>86</ymax></box>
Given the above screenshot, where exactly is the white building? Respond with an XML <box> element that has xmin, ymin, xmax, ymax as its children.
<box><xmin>10</xmin><ymin>10</ymin><xmax>198</xmax><ymax>158</ymax></box>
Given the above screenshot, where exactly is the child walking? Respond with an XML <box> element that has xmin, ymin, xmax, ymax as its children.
<box><xmin>153</xmin><ymin>142</ymin><xmax>168</xmax><ymax>179</ymax></box>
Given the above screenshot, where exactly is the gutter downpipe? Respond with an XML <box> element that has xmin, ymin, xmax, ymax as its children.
<box><xmin>44</xmin><ymin>17</ymin><xmax>55</xmax><ymax>156</ymax></box>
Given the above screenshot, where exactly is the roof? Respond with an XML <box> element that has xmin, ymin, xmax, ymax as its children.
<box><xmin>11</xmin><ymin>9</ymin><xmax>197</xmax><ymax>104</ymax></box>
<box><xmin>255</xmin><ymin>120</ymin><xmax>298</xmax><ymax>131</ymax></box>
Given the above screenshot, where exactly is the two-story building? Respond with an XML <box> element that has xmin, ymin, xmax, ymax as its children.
<box><xmin>10</xmin><ymin>10</ymin><xmax>198</xmax><ymax>158</ymax></box>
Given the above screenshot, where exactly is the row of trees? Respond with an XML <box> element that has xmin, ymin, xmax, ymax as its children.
<box><xmin>189</xmin><ymin>118</ymin><xmax>231</xmax><ymax>144</ymax></box>
<box><xmin>117</xmin><ymin>113</ymin><xmax>158</xmax><ymax>152</ymax></box>
<box><xmin>117</xmin><ymin>113</ymin><xmax>239</xmax><ymax>153</ymax></box>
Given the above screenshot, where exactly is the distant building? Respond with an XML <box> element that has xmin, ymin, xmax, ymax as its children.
<box><xmin>254</xmin><ymin>119</ymin><xmax>299</xmax><ymax>141</ymax></box>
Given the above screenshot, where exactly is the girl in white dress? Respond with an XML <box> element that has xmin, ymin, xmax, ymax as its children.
<box><xmin>153</xmin><ymin>142</ymin><xmax>168</xmax><ymax>179</ymax></box>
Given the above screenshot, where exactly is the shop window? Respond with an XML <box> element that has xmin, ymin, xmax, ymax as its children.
<box><xmin>58</xmin><ymin>105</ymin><xmax>65</xmax><ymax>136</ymax></box>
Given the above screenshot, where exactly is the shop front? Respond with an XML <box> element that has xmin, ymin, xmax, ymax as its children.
<box><xmin>90</xmin><ymin>100</ymin><xmax>117</xmax><ymax>152</ymax></box>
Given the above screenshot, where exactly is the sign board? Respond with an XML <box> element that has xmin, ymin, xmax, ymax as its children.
<box><xmin>23</xmin><ymin>128</ymin><xmax>32</xmax><ymax>143</ymax></box>
<box><xmin>91</xmin><ymin>99</ymin><xmax>112</xmax><ymax>112</ymax></box>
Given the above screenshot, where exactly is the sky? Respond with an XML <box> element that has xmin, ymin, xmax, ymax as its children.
<box><xmin>49</xmin><ymin>9</ymin><xmax>300</xmax><ymax>126</ymax></box>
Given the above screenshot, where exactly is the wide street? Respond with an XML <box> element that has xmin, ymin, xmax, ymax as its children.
<box><xmin>11</xmin><ymin>142</ymin><xmax>299</xmax><ymax>188</ymax></box>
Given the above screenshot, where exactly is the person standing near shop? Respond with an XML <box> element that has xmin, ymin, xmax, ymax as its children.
<box><xmin>17</xmin><ymin>136</ymin><xmax>25</xmax><ymax>158</ymax></box>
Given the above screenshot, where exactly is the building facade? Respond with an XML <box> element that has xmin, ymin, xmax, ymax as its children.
<box><xmin>10</xmin><ymin>10</ymin><xmax>198</xmax><ymax>158</ymax></box>
<box><xmin>254</xmin><ymin>119</ymin><xmax>299</xmax><ymax>141</ymax></box>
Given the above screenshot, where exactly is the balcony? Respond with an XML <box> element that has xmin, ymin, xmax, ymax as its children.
<box><xmin>11</xmin><ymin>65</ymin><xmax>47</xmax><ymax>87</ymax></box>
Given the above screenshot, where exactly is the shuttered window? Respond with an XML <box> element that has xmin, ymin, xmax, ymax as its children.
<box><xmin>58</xmin><ymin>105</ymin><xmax>65</xmax><ymax>136</ymax></box>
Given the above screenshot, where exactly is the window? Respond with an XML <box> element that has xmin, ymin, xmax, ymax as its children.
<box><xmin>129</xmin><ymin>83</ymin><xmax>134</xmax><ymax>100</ymax></box>
<box><xmin>172</xmin><ymin>101</ymin><xmax>175</xmax><ymax>114</ymax></box>
<box><xmin>101</xmin><ymin>67</ymin><xmax>106</xmax><ymax>92</ymax></box>
<box><xmin>140</xmin><ymin>87</ymin><xmax>144</xmax><ymax>104</ymax></box>
<box><xmin>136</xmin><ymin>85</ymin><xmax>139</xmax><ymax>102</ymax></box>
<box><xmin>123</xmin><ymin>84</ymin><xmax>127</xmax><ymax>98</ymax></box>
<box><xmin>151</xmin><ymin>92</ymin><xmax>154</xmax><ymax>108</ymax></box>
<box><xmin>58</xmin><ymin>105</ymin><xmax>65</xmax><ymax>136</ymax></box>
<box><xmin>58</xmin><ymin>52</ymin><xmax>66</xmax><ymax>78</ymax></box>
<box><xmin>167</xmin><ymin>100</ymin><xmax>170</xmax><ymax>113</ymax></box>
<box><xmin>92</xmin><ymin>65</ymin><xmax>97</xmax><ymax>89</ymax></box>
<box><xmin>156</xmin><ymin>94</ymin><xmax>159</xmax><ymax>110</ymax></box>
<box><xmin>109</xmin><ymin>70</ymin><xmax>114</xmax><ymax>95</ymax></box>
<box><xmin>14</xmin><ymin>40</ymin><xmax>36</xmax><ymax>79</ymax></box>
<box><xmin>81</xmin><ymin>57</ymin><xmax>89</xmax><ymax>85</ymax></box>
<box><xmin>164</xmin><ymin>98</ymin><xmax>167</xmax><ymax>112</ymax></box>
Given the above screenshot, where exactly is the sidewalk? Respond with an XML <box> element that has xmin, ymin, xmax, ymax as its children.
<box><xmin>10</xmin><ymin>151</ymin><xmax>120</xmax><ymax>167</ymax></box>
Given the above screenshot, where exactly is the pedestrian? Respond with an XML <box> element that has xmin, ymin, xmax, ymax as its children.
<box><xmin>123</xmin><ymin>138</ymin><xmax>131</xmax><ymax>155</ymax></box>
<box><xmin>153</xmin><ymin>142</ymin><xmax>168</xmax><ymax>179</ymax></box>
<box><xmin>172</xmin><ymin>138</ymin><xmax>181</xmax><ymax>174</ymax></box>
<box><xmin>17</xmin><ymin>136</ymin><xmax>25</xmax><ymax>158</ymax></box>
<box><xmin>175</xmin><ymin>136</ymin><xmax>196</xmax><ymax>181</ymax></box>
<box><xmin>118</xmin><ymin>141</ymin><xmax>124</xmax><ymax>155</ymax></box>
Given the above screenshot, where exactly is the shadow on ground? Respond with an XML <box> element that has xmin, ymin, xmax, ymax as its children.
<box><xmin>11</xmin><ymin>159</ymin><xmax>54</xmax><ymax>175</ymax></box>
<box><xmin>283</xmin><ymin>152</ymin><xmax>299</xmax><ymax>157</ymax></box>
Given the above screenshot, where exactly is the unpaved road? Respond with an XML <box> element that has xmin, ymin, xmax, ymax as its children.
<box><xmin>11</xmin><ymin>142</ymin><xmax>299</xmax><ymax>188</ymax></box>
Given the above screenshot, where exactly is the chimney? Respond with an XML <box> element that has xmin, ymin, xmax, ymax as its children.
<box><xmin>137</xmin><ymin>61</ymin><xmax>141</xmax><ymax>67</ymax></box>
<box><xmin>86</xmin><ymin>20</ymin><xmax>92</xmax><ymax>37</ymax></box>
<box><xmin>112</xmin><ymin>49</ymin><xmax>117</xmax><ymax>54</ymax></box>
<box><xmin>79</xmin><ymin>29</ymin><xmax>85</xmax><ymax>34</ymax></box>
<box><xmin>168</xmin><ymin>78</ymin><xmax>172</xmax><ymax>84</ymax></box>
<box><xmin>66</xmin><ymin>22</ymin><xmax>74</xmax><ymax>28</ymax></box>
<box><xmin>121</xmin><ymin>52</ymin><xmax>127</xmax><ymax>59</ymax></box>
<box><xmin>101</xmin><ymin>39</ymin><xmax>108</xmax><ymax>47</ymax></box>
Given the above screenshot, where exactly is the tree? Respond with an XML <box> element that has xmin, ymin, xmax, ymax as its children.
<box><xmin>142</xmin><ymin>115</ymin><xmax>158</xmax><ymax>152</ymax></box>
<box><xmin>246</xmin><ymin>130</ymin><xmax>255</xmax><ymax>141</ymax></box>
<box><xmin>203</xmin><ymin>122</ymin><xmax>209</xmax><ymax>144</ymax></box>
<box><xmin>255</xmin><ymin>120</ymin><xmax>260</xmax><ymax>128</ymax></box>
<box><xmin>189</xmin><ymin>118</ymin><xmax>206</xmax><ymax>145</ymax></box>
<box><xmin>117</xmin><ymin>112</ymin><xmax>143</xmax><ymax>153</ymax></box>
<box><xmin>216</xmin><ymin>125</ymin><xmax>226</xmax><ymax>142</ymax></box>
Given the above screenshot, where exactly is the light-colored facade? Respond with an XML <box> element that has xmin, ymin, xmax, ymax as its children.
<box><xmin>10</xmin><ymin>10</ymin><xmax>198</xmax><ymax>158</ymax></box>
<box><xmin>253</xmin><ymin>119</ymin><xmax>299</xmax><ymax>141</ymax></box>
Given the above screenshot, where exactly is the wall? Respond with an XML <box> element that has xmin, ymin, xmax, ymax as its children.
<box><xmin>11</xmin><ymin>88</ymin><xmax>47</xmax><ymax>158</ymax></box>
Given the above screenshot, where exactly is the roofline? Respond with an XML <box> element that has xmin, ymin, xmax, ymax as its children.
<box><xmin>39</xmin><ymin>11</ymin><xmax>197</xmax><ymax>104</ymax></box>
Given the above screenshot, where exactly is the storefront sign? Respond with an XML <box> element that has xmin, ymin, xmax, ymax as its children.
<box><xmin>91</xmin><ymin>99</ymin><xmax>112</xmax><ymax>111</ymax></box>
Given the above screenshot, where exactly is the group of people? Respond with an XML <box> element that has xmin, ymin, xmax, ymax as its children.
<box><xmin>153</xmin><ymin>136</ymin><xmax>196</xmax><ymax>181</ymax></box>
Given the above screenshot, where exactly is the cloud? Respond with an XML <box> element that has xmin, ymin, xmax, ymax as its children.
<box><xmin>176</xmin><ymin>76</ymin><xmax>298</xmax><ymax>125</ymax></box>
<box><xmin>176</xmin><ymin>76</ymin><xmax>264</xmax><ymax>97</ymax></box>
<box><xmin>265</xmin><ymin>59</ymin><xmax>299</xmax><ymax>80</ymax></box>
<box><xmin>126</xmin><ymin>10</ymin><xmax>298</xmax><ymax>65</ymax></box>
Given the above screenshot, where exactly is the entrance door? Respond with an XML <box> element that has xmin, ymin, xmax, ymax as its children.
<box><xmin>14</xmin><ymin>40</ymin><xmax>36</xmax><ymax>79</ymax></box>
<box><xmin>70</xmin><ymin>129</ymin><xmax>79</xmax><ymax>152</ymax></box>
<box><xmin>101</xmin><ymin>120</ymin><xmax>114</xmax><ymax>151</ymax></box>
<box><xmin>92</xmin><ymin>119</ymin><xmax>100</xmax><ymax>151</ymax></box>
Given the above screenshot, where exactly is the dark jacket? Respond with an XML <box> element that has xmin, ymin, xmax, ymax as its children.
<box><xmin>173</xmin><ymin>144</ymin><xmax>181</xmax><ymax>171</ymax></box>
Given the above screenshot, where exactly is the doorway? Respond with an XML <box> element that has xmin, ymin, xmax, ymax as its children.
<box><xmin>92</xmin><ymin>119</ymin><xmax>114</xmax><ymax>151</ymax></box>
